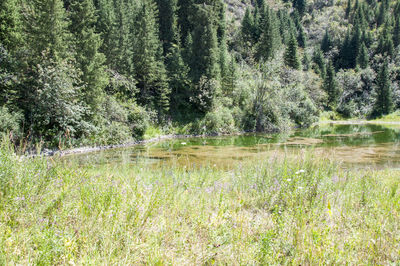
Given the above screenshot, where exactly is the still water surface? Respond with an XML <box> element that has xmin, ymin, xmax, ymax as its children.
<box><xmin>65</xmin><ymin>123</ymin><xmax>400</xmax><ymax>169</ymax></box>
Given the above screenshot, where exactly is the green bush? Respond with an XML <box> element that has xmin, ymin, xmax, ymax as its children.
<box><xmin>127</xmin><ymin>104</ymin><xmax>148</xmax><ymax>139</ymax></box>
<box><xmin>0</xmin><ymin>106</ymin><xmax>22</xmax><ymax>137</ymax></box>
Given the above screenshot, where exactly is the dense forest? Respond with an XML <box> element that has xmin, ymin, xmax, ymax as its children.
<box><xmin>1</xmin><ymin>0</ymin><xmax>399</xmax><ymax>148</ymax></box>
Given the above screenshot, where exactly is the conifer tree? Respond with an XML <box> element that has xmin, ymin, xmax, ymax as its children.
<box><xmin>284</xmin><ymin>33</ymin><xmax>301</xmax><ymax>69</ymax></box>
<box><xmin>241</xmin><ymin>8</ymin><xmax>255</xmax><ymax>44</ymax></box>
<box><xmin>393</xmin><ymin>17</ymin><xmax>400</xmax><ymax>48</ymax></box>
<box><xmin>297</xmin><ymin>25</ymin><xmax>307</xmax><ymax>48</ymax></box>
<box><xmin>324</xmin><ymin>61</ymin><xmax>339</xmax><ymax>109</ymax></box>
<box><xmin>69</xmin><ymin>0</ymin><xmax>108</xmax><ymax>109</ymax></box>
<box><xmin>377</xmin><ymin>0</ymin><xmax>389</xmax><ymax>27</ymax></box>
<box><xmin>177</xmin><ymin>0</ymin><xmax>194</xmax><ymax>44</ymax></box>
<box><xmin>156</xmin><ymin>0</ymin><xmax>178</xmax><ymax>55</ymax></box>
<box><xmin>373</xmin><ymin>61</ymin><xmax>393</xmax><ymax>116</ymax></box>
<box><xmin>25</xmin><ymin>0</ymin><xmax>72</xmax><ymax>62</ymax></box>
<box><xmin>113</xmin><ymin>0</ymin><xmax>134</xmax><ymax>75</ymax></box>
<box><xmin>132</xmin><ymin>0</ymin><xmax>170</xmax><ymax>117</ymax></box>
<box><xmin>95</xmin><ymin>0</ymin><xmax>118</xmax><ymax>68</ymax></box>
<box><xmin>313</xmin><ymin>48</ymin><xmax>326</xmax><ymax>77</ymax></box>
<box><xmin>166</xmin><ymin>41</ymin><xmax>192</xmax><ymax>114</ymax></box>
<box><xmin>190</xmin><ymin>4</ymin><xmax>220</xmax><ymax>82</ymax></box>
<box><xmin>321</xmin><ymin>28</ymin><xmax>333</xmax><ymax>53</ymax></box>
<box><xmin>357</xmin><ymin>42</ymin><xmax>368</xmax><ymax>69</ymax></box>
<box><xmin>0</xmin><ymin>0</ymin><xmax>22</xmax><ymax>52</ymax></box>
<box><xmin>256</xmin><ymin>8</ymin><xmax>281</xmax><ymax>61</ymax></box>
<box><xmin>302</xmin><ymin>52</ymin><xmax>311</xmax><ymax>71</ymax></box>
<box><xmin>293</xmin><ymin>0</ymin><xmax>307</xmax><ymax>16</ymax></box>
<box><xmin>345</xmin><ymin>0</ymin><xmax>352</xmax><ymax>19</ymax></box>
<box><xmin>376</xmin><ymin>24</ymin><xmax>394</xmax><ymax>57</ymax></box>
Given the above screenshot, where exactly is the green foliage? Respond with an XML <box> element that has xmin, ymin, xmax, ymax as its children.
<box><xmin>69</xmin><ymin>0</ymin><xmax>108</xmax><ymax>111</ymax></box>
<box><xmin>0</xmin><ymin>106</ymin><xmax>22</xmax><ymax>137</ymax></box>
<box><xmin>284</xmin><ymin>34</ymin><xmax>301</xmax><ymax>69</ymax></box>
<box><xmin>24</xmin><ymin>0</ymin><xmax>72</xmax><ymax>62</ymax></box>
<box><xmin>256</xmin><ymin>7</ymin><xmax>281</xmax><ymax>61</ymax></box>
<box><xmin>372</xmin><ymin>61</ymin><xmax>393</xmax><ymax>117</ymax></box>
<box><xmin>132</xmin><ymin>0</ymin><xmax>170</xmax><ymax>118</ymax></box>
<box><xmin>156</xmin><ymin>0</ymin><xmax>178</xmax><ymax>55</ymax></box>
<box><xmin>25</xmin><ymin>57</ymin><xmax>93</xmax><ymax>141</ymax></box>
<box><xmin>0</xmin><ymin>0</ymin><xmax>22</xmax><ymax>51</ymax></box>
<box><xmin>324</xmin><ymin>61</ymin><xmax>340</xmax><ymax>110</ymax></box>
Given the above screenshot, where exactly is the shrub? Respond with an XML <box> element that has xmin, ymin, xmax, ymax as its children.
<box><xmin>0</xmin><ymin>106</ymin><xmax>22</xmax><ymax>137</ymax></box>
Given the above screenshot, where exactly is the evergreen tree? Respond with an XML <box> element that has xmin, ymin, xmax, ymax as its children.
<box><xmin>95</xmin><ymin>0</ymin><xmax>118</xmax><ymax>68</ymax></box>
<box><xmin>132</xmin><ymin>0</ymin><xmax>170</xmax><ymax>117</ymax></box>
<box><xmin>284</xmin><ymin>33</ymin><xmax>301</xmax><ymax>69</ymax></box>
<box><xmin>24</xmin><ymin>0</ymin><xmax>72</xmax><ymax>62</ymax></box>
<box><xmin>321</xmin><ymin>28</ymin><xmax>333</xmax><ymax>53</ymax></box>
<box><xmin>302</xmin><ymin>51</ymin><xmax>311</xmax><ymax>71</ymax></box>
<box><xmin>189</xmin><ymin>4</ymin><xmax>220</xmax><ymax>82</ymax></box>
<box><xmin>313</xmin><ymin>48</ymin><xmax>326</xmax><ymax>77</ymax></box>
<box><xmin>156</xmin><ymin>0</ymin><xmax>178</xmax><ymax>55</ymax></box>
<box><xmin>113</xmin><ymin>0</ymin><xmax>134</xmax><ymax>75</ymax></box>
<box><xmin>69</xmin><ymin>0</ymin><xmax>108</xmax><ymax>109</ymax></box>
<box><xmin>345</xmin><ymin>0</ymin><xmax>352</xmax><ymax>19</ymax></box>
<box><xmin>376</xmin><ymin>23</ymin><xmax>394</xmax><ymax>57</ymax></box>
<box><xmin>241</xmin><ymin>8</ymin><xmax>255</xmax><ymax>44</ymax></box>
<box><xmin>297</xmin><ymin>25</ymin><xmax>307</xmax><ymax>48</ymax></box>
<box><xmin>376</xmin><ymin>0</ymin><xmax>389</xmax><ymax>27</ymax></box>
<box><xmin>177</xmin><ymin>0</ymin><xmax>195</xmax><ymax>44</ymax></box>
<box><xmin>256</xmin><ymin>8</ymin><xmax>281</xmax><ymax>61</ymax></box>
<box><xmin>324</xmin><ymin>61</ymin><xmax>339</xmax><ymax>109</ymax></box>
<box><xmin>166</xmin><ymin>42</ymin><xmax>192</xmax><ymax>115</ymax></box>
<box><xmin>373</xmin><ymin>61</ymin><xmax>393</xmax><ymax>116</ymax></box>
<box><xmin>356</xmin><ymin>41</ymin><xmax>368</xmax><ymax>69</ymax></box>
<box><xmin>393</xmin><ymin>17</ymin><xmax>400</xmax><ymax>48</ymax></box>
<box><xmin>293</xmin><ymin>0</ymin><xmax>307</xmax><ymax>16</ymax></box>
<box><xmin>0</xmin><ymin>0</ymin><xmax>22</xmax><ymax>52</ymax></box>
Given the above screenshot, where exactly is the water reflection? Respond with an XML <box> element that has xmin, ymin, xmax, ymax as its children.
<box><xmin>62</xmin><ymin>124</ymin><xmax>400</xmax><ymax>169</ymax></box>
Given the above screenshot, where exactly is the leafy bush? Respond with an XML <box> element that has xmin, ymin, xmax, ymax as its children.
<box><xmin>0</xmin><ymin>106</ymin><xmax>22</xmax><ymax>137</ymax></box>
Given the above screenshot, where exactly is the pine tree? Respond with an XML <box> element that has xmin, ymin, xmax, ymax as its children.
<box><xmin>241</xmin><ymin>8</ymin><xmax>255</xmax><ymax>44</ymax></box>
<box><xmin>132</xmin><ymin>0</ymin><xmax>170</xmax><ymax>117</ymax></box>
<box><xmin>393</xmin><ymin>17</ymin><xmax>400</xmax><ymax>48</ymax></box>
<box><xmin>24</xmin><ymin>0</ymin><xmax>72</xmax><ymax>62</ymax></box>
<box><xmin>324</xmin><ymin>61</ymin><xmax>339</xmax><ymax>109</ymax></box>
<box><xmin>95</xmin><ymin>0</ymin><xmax>118</xmax><ymax>68</ymax></box>
<box><xmin>321</xmin><ymin>28</ymin><xmax>333</xmax><ymax>53</ymax></box>
<box><xmin>293</xmin><ymin>0</ymin><xmax>307</xmax><ymax>16</ymax></box>
<box><xmin>69</xmin><ymin>0</ymin><xmax>108</xmax><ymax>109</ymax></box>
<box><xmin>0</xmin><ymin>0</ymin><xmax>22</xmax><ymax>52</ymax></box>
<box><xmin>156</xmin><ymin>0</ymin><xmax>178</xmax><ymax>55</ymax></box>
<box><xmin>177</xmin><ymin>0</ymin><xmax>194</xmax><ymax>44</ymax></box>
<box><xmin>376</xmin><ymin>23</ymin><xmax>394</xmax><ymax>57</ymax></box>
<box><xmin>313</xmin><ymin>48</ymin><xmax>326</xmax><ymax>77</ymax></box>
<box><xmin>113</xmin><ymin>0</ymin><xmax>134</xmax><ymax>75</ymax></box>
<box><xmin>190</xmin><ymin>4</ymin><xmax>220</xmax><ymax>82</ymax></box>
<box><xmin>166</xmin><ymin>41</ymin><xmax>192</xmax><ymax>115</ymax></box>
<box><xmin>297</xmin><ymin>25</ymin><xmax>307</xmax><ymax>48</ymax></box>
<box><xmin>284</xmin><ymin>33</ymin><xmax>301</xmax><ymax>69</ymax></box>
<box><xmin>256</xmin><ymin>8</ymin><xmax>281</xmax><ymax>61</ymax></box>
<box><xmin>356</xmin><ymin>41</ymin><xmax>368</xmax><ymax>69</ymax></box>
<box><xmin>373</xmin><ymin>61</ymin><xmax>393</xmax><ymax>116</ymax></box>
<box><xmin>377</xmin><ymin>0</ymin><xmax>389</xmax><ymax>27</ymax></box>
<box><xmin>302</xmin><ymin>51</ymin><xmax>311</xmax><ymax>71</ymax></box>
<box><xmin>345</xmin><ymin>0</ymin><xmax>352</xmax><ymax>18</ymax></box>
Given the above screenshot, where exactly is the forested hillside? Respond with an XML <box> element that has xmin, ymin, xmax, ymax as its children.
<box><xmin>1</xmin><ymin>0</ymin><xmax>399</xmax><ymax>148</ymax></box>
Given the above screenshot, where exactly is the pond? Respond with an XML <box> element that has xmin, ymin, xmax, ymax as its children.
<box><xmin>63</xmin><ymin>123</ymin><xmax>400</xmax><ymax>170</ymax></box>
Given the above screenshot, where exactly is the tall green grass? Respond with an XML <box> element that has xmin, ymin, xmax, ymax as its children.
<box><xmin>0</xmin><ymin>140</ymin><xmax>399</xmax><ymax>264</ymax></box>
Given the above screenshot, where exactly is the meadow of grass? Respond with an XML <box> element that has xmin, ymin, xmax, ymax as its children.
<box><xmin>0</xmin><ymin>140</ymin><xmax>399</xmax><ymax>264</ymax></box>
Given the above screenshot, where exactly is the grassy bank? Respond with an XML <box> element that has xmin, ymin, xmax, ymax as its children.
<box><xmin>0</xmin><ymin>142</ymin><xmax>399</xmax><ymax>264</ymax></box>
